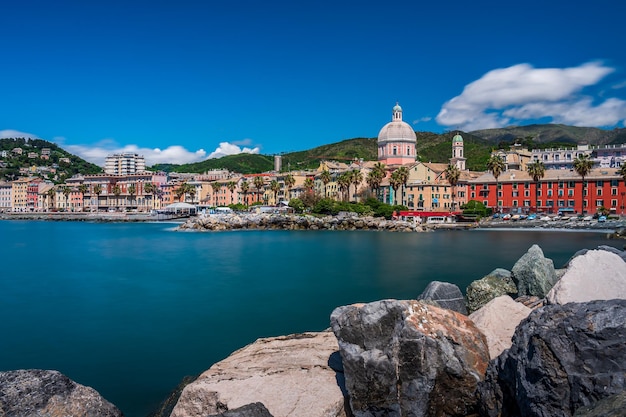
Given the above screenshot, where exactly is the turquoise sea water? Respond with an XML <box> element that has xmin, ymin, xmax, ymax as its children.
<box><xmin>0</xmin><ymin>221</ymin><xmax>619</xmax><ymax>417</ymax></box>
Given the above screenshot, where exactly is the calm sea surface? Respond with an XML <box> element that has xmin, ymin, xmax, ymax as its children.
<box><xmin>0</xmin><ymin>221</ymin><xmax>619</xmax><ymax>417</ymax></box>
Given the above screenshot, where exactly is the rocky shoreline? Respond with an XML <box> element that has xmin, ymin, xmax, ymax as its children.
<box><xmin>2</xmin><ymin>243</ymin><xmax>625</xmax><ymax>417</ymax></box>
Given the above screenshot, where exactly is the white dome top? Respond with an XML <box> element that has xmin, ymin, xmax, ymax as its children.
<box><xmin>378</xmin><ymin>103</ymin><xmax>416</xmax><ymax>143</ymax></box>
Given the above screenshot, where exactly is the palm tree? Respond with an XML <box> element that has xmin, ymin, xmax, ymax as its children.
<box><xmin>320</xmin><ymin>170</ymin><xmax>332</xmax><ymax>198</ymax></box>
<box><xmin>284</xmin><ymin>174</ymin><xmax>295</xmax><ymax>201</ymax></box>
<box><xmin>240</xmin><ymin>180</ymin><xmax>250</xmax><ymax>206</ymax></box>
<box><xmin>128</xmin><ymin>183</ymin><xmax>136</xmax><ymax>209</ymax></box>
<box><xmin>350</xmin><ymin>169</ymin><xmax>363</xmax><ymax>202</ymax></box>
<box><xmin>253</xmin><ymin>176</ymin><xmax>265</xmax><ymax>203</ymax></box>
<box><xmin>337</xmin><ymin>173</ymin><xmax>351</xmax><ymax>202</ymax></box>
<box><xmin>303</xmin><ymin>177</ymin><xmax>314</xmax><ymax>193</ymax></box>
<box><xmin>395</xmin><ymin>166</ymin><xmax>409</xmax><ymax>206</ymax></box>
<box><xmin>226</xmin><ymin>181</ymin><xmax>237</xmax><ymax>205</ymax></box>
<box><xmin>112</xmin><ymin>184</ymin><xmax>121</xmax><ymax>210</ymax></box>
<box><xmin>174</xmin><ymin>183</ymin><xmax>186</xmax><ymax>202</ymax></box>
<box><xmin>92</xmin><ymin>184</ymin><xmax>103</xmax><ymax>212</ymax></box>
<box><xmin>444</xmin><ymin>164</ymin><xmax>461</xmax><ymax>212</ymax></box>
<box><xmin>78</xmin><ymin>184</ymin><xmax>88</xmax><ymax>212</ymax></box>
<box><xmin>486</xmin><ymin>154</ymin><xmax>506</xmax><ymax>212</ymax></box>
<box><xmin>526</xmin><ymin>160</ymin><xmax>546</xmax><ymax>213</ymax></box>
<box><xmin>573</xmin><ymin>155</ymin><xmax>594</xmax><ymax>214</ymax></box>
<box><xmin>212</xmin><ymin>182</ymin><xmax>221</xmax><ymax>206</ymax></box>
<box><xmin>366</xmin><ymin>170</ymin><xmax>382</xmax><ymax>195</ymax></box>
<box><xmin>61</xmin><ymin>186</ymin><xmax>71</xmax><ymax>211</ymax></box>
<box><xmin>389</xmin><ymin>170</ymin><xmax>402</xmax><ymax>205</ymax></box>
<box><xmin>372</xmin><ymin>162</ymin><xmax>386</xmax><ymax>179</ymax></box>
<box><xmin>143</xmin><ymin>183</ymin><xmax>155</xmax><ymax>211</ymax></box>
<box><xmin>46</xmin><ymin>187</ymin><xmax>56</xmax><ymax>211</ymax></box>
<box><xmin>269</xmin><ymin>180</ymin><xmax>280</xmax><ymax>205</ymax></box>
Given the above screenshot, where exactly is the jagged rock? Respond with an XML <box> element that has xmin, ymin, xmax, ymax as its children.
<box><xmin>573</xmin><ymin>392</ymin><xmax>626</xmax><ymax>417</ymax></box>
<box><xmin>0</xmin><ymin>369</ymin><xmax>123</xmax><ymax>417</ymax></box>
<box><xmin>466</xmin><ymin>268</ymin><xmax>517</xmax><ymax>313</ymax></box>
<box><xmin>514</xmin><ymin>295</ymin><xmax>545</xmax><ymax>309</ymax></box>
<box><xmin>469</xmin><ymin>295</ymin><xmax>532</xmax><ymax>359</ymax></box>
<box><xmin>207</xmin><ymin>402</ymin><xmax>274</xmax><ymax>417</ymax></box>
<box><xmin>547</xmin><ymin>249</ymin><xmax>626</xmax><ymax>305</ymax></box>
<box><xmin>330</xmin><ymin>299</ymin><xmax>489</xmax><ymax>417</ymax></box>
<box><xmin>170</xmin><ymin>331</ymin><xmax>347</xmax><ymax>417</ymax></box>
<box><xmin>477</xmin><ymin>299</ymin><xmax>626</xmax><ymax>417</ymax></box>
<box><xmin>417</xmin><ymin>281</ymin><xmax>468</xmax><ymax>314</ymax></box>
<box><xmin>511</xmin><ymin>244</ymin><xmax>558</xmax><ymax>298</ymax></box>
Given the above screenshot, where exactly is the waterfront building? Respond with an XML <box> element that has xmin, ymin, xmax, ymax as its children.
<box><xmin>469</xmin><ymin>167</ymin><xmax>626</xmax><ymax>215</ymax></box>
<box><xmin>377</xmin><ymin>103</ymin><xmax>417</xmax><ymax>166</ymax></box>
<box><xmin>0</xmin><ymin>182</ymin><xmax>12</xmax><ymax>211</ymax></box>
<box><xmin>11</xmin><ymin>177</ymin><xmax>32</xmax><ymax>212</ymax></box>
<box><xmin>104</xmin><ymin>153</ymin><xmax>146</xmax><ymax>175</ymax></box>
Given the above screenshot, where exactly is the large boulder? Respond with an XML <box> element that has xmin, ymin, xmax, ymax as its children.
<box><xmin>207</xmin><ymin>402</ymin><xmax>274</xmax><ymax>417</ymax></box>
<box><xmin>330</xmin><ymin>299</ymin><xmax>489</xmax><ymax>417</ymax></box>
<box><xmin>469</xmin><ymin>295</ymin><xmax>532</xmax><ymax>359</ymax></box>
<box><xmin>170</xmin><ymin>331</ymin><xmax>347</xmax><ymax>417</ymax></box>
<box><xmin>511</xmin><ymin>244</ymin><xmax>558</xmax><ymax>298</ymax></box>
<box><xmin>466</xmin><ymin>268</ymin><xmax>517</xmax><ymax>313</ymax></box>
<box><xmin>417</xmin><ymin>281</ymin><xmax>468</xmax><ymax>314</ymax></box>
<box><xmin>573</xmin><ymin>392</ymin><xmax>626</xmax><ymax>417</ymax></box>
<box><xmin>0</xmin><ymin>369</ymin><xmax>122</xmax><ymax>417</ymax></box>
<box><xmin>477</xmin><ymin>299</ymin><xmax>626</xmax><ymax>417</ymax></box>
<box><xmin>547</xmin><ymin>249</ymin><xmax>626</xmax><ymax>305</ymax></box>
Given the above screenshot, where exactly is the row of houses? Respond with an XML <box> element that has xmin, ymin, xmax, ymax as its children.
<box><xmin>3</xmin><ymin>157</ymin><xmax>626</xmax><ymax>216</ymax></box>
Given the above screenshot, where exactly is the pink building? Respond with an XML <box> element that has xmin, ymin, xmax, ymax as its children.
<box><xmin>377</xmin><ymin>103</ymin><xmax>417</xmax><ymax>166</ymax></box>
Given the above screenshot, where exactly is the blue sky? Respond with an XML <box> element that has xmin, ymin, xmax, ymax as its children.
<box><xmin>2</xmin><ymin>0</ymin><xmax>626</xmax><ymax>166</ymax></box>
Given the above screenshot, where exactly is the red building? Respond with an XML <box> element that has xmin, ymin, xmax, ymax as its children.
<box><xmin>468</xmin><ymin>168</ymin><xmax>625</xmax><ymax>215</ymax></box>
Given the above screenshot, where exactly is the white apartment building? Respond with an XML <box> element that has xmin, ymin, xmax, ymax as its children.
<box><xmin>0</xmin><ymin>182</ymin><xmax>12</xmax><ymax>211</ymax></box>
<box><xmin>104</xmin><ymin>153</ymin><xmax>146</xmax><ymax>175</ymax></box>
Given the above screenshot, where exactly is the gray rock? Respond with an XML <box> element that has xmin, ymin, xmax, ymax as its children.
<box><xmin>0</xmin><ymin>369</ymin><xmax>123</xmax><ymax>417</ymax></box>
<box><xmin>469</xmin><ymin>295</ymin><xmax>531</xmax><ymax>359</ymax></box>
<box><xmin>573</xmin><ymin>392</ymin><xmax>626</xmax><ymax>417</ymax></box>
<box><xmin>547</xmin><ymin>249</ymin><xmax>626</xmax><ymax>305</ymax></box>
<box><xmin>477</xmin><ymin>299</ymin><xmax>626</xmax><ymax>417</ymax></box>
<box><xmin>331</xmin><ymin>299</ymin><xmax>489</xmax><ymax>417</ymax></box>
<box><xmin>171</xmin><ymin>331</ymin><xmax>348</xmax><ymax>417</ymax></box>
<box><xmin>207</xmin><ymin>402</ymin><xmax>274</xmax><ymax>417</ymax></box>
<box><xmin>466</xmin><ymin>268</ymin><xmax>517</xmax><ymax>313</ymax></box>
<box><xmin>417</xmin><ymin>280</ymin><xmax>468</xmax><ymax>314</ymax></box>
<box><xmin>511</xmin><ymin>244</ymin><xmax>558</xmax><ymax>298</ymax></box>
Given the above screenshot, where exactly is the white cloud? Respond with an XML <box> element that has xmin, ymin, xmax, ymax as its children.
<box><xmin>62</xmin><ymin>143</ymin><xmax>208</xmax><ymax>166</ymax></box>
<box><xmin>208</xmin><ymin>142</ymin><xmax>261</xmax><ymax>159</ymax></box>
<box><xmin>0</xmin><ymin>129</ymin><xmax>40</xmax><ymax>139</ymax></box>
<box><xmin>412</xmin><ymin>117</ymin><xmax>432</xmax><ymax>125</ymax></box>
<box><xmin>436</xmin><ymin>61</ymin><xmax>626</xmax><ymax>131</ymax></box>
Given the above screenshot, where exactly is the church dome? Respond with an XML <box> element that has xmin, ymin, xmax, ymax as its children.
<box><xmin>453</xmin><ymin>133</ymin><xmax>464</xmax><ymax>143</ymax></box>
<box><xmin>392</xmin><ymin>103</ymin><xmax>402</xmax><ymax>112</ymax></box>
<box><xmin>378</xmin><ymin>104</ymin><xmax>416</xmax><ymax>144</ymax></box>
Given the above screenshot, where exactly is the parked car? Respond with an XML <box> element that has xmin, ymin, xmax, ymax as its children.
<box><xmin>598</xmin><ymin>215</ymin><xmax>607</xmax><ymax>222</ymax></box>
<box><xmin>527</xmin><ymin>214</ymin><xmax>537</xmax><ymax>220</ymax></box>
<box><xmin>583</xmin><ymin>215</ymin><xmax>593</xmax><ymax>221</ymax></box>
<box><xmin>502</xmin><ymin>214</ymin><xmax>511</xmax><ymax>220</ymax></box>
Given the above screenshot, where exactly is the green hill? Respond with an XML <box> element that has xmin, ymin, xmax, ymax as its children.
<box><xmin>469</xmin><ymin>124</ymin><xmax>626</xmax><ymax>146</ymax></box>
<box><xmin>0</xmin><ymin>137</ymin><xmax>102</xmax><ymax>182</ymax></box>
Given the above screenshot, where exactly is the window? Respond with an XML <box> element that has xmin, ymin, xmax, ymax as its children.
<box><xmin>558</xmin><ymin>181</ymin><xmax>564</xmax><ymax>188</ymax></box>
<box><xmin>611</xmin><ymin>179</ymin><xmax>619</xmax><ymax>187</ymax></box>
<box><xmin>470</xmin><ymin>185</ymin><xmax>475</xmax><ymax>190</ymax></box>
<box><xmin>524</xmin><ymin>190</ymin><xmax>530</xmax><ymax>197</ymax></box>
<box><xmin>524</xmin><ymin>200</ymin><xmax>530</xmax><ymax>207</ymax></box>
<box><xmin>470</xmin><ymin>192</ymin><xmax>475</xmax><ymax>198</ymax></box>
<box><xmin>524</xmin><ymin>182</ymin><xmax>530</xmax><ymax>189</ymax></box>
<box><xmin>512</xmin><ymin>200</ymin><xmax>518</xmax><ymax>207</ymax></box>
<box><xmin>596</xmin><ymin>199</ymin><xmax>604</xmax><ymax>207</ymax></box>
<box><xmin>547</xmin><ymin>181</ymin><xmax>553</xmax><ymax>188</ymax></box>
<box><xmin>612</xmin><ymin>188</ymin><xmax>618</xmax><ymax>196</ymax></box>
<box><xmin>547</xmin><ymin>200</ymin><xmax>554</xmax><ymax>207</ymax></box>
<box><xmin>568</xmin><ymin>189</ymin><xmax>574</xmax><ymax>196</ymax></box>
<box><xmin>597</xmin><ymin>189</ymin><xmax>602</xmax><ymax>196</ymax></box>
<box><xmin>393</xmin><ymin>147</ymin><xmax>397</xmax><ymax>155</ymax></box>
<box><xmin>568</xmin><ymin>181</ymin><xmax>576</xmax><ymax>188</ymax></box>
<box><xmin>537</xmin><ymin>200</ymin><xmax>542</xmax><ymax>207</ymax></box>
<box><xmin>568</xmin><ymin>200</ymin><xmax>575</xmax><ymax>207</ymax></box>
<box><xmin>512</xmin><ymin>183</ymin><xmax>518</xmax><ymax>190</ymax></box>
<box><xmin>512</xmin><ymin>191</ymin><xmax>519</xmax><ymax>197</ymax></box>
<box><xmin>547</xmin><ymin>190</ymin><xmax>553</xmax><ymax>197</ymax></box>
<box><xmin>612</xmin><ymin>199</ymin><xmax>618</xmax><ymax>207</ymax></box>
<box><xmin>597</xmin><ymin>181</ymin><xmax>603</xmax><ymax>187</ymax></box>
<box><xmin>498</xmin><ymin>191</ymin><xmax>502</xmax><ymax>198</ymax></box>
<box><xmin>558</xmin><ymin>190</ymin><xmax>564</xmax><ymax>197</ymax></box>
<box><xmin>558</xmin><ymin>200</ymin><xmax>565</xmax><ymax>207</ymax></box>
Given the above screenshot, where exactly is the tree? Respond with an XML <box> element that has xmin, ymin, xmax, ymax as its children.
<box><xmin>526</xmin><ymin>160</ymin><xmax>546</xmax><ymax>213</ymax></box>
<box><xmin>350</xmin><ymin>169</ymin><xmax>363</xmax><ymax>202</ymax></box>
<box><xmin>320</xmin><ymin>170</ymin><xmax>332</xmax><ymax>198</ymax></box>
<box><xmin>212</xmin><ymin>182</ymin><xmax>221</xmax><ymax>206</ymax></box>
<box><xmin>444</xmin><ymin>164</ymin><xmax>461</xmax><ymax>211</ymax></box>
<box><xmin>128</xmin><ymin>183</ymin><xmax>136</xmax><ymax>209</ymax></box>
<box><xmin>395</xmin><ymin>166</ymin><xmax>409</xmax><ymax>206</ymax></box>
<box><xmin>337</xmin><ymin>173</ymin><xmax>351</xmax><ymax>202</ymax></box>
<box><xmin>143</xmin><ymin>183</ymin><xmax>155</xmax><ymax>211</ymax></box>
<box><xmin>61</xmin><ymin>186</ymin><xmax>71</xmax><ymax>211</ymax></box>
<box><xmin>226</xmin><ymin>181</ymin><xmax>237</xmax><ymax>205</ymax></box>
<box><xmin>389</xmin><ymin>170</ymin><xmax>402</xmax><ymax>206</ymax></box>
<box><xmin>303</xmin><ymin>177</ymin><xmax>314</xmax><ymax>192</ymax></box>
<box><xmin>486</xmin><ymin>154</ymin><xmax>505</xmax><ymax>211</ymax></box>
<box><xmin>92</xmin><ymin>184</ymin><xmax>103</xmax><ymax>212</ymax></box>
<box><xmin>112</xmin><ymin>184</ymin><xmax>121</xmax><ymax>209</ymax></box>
<box><xmin>46</xmin><ymin>187</ymin><xmax>56</xmax><ymax>211</ymax></box>
<box><xmin>253</xmin><ymin>176</ymin><xmax>265</xmax><ymax>203</ymax></box>
<box><xmin>269</xmin><ymin>180</ymin><xmax>281</xmax><ymax>205</ymax></box>
<box><xmin>284</xmin><ymin>174</ymin><xmax>295</xmax><ymax>201</ymax></box>
<box><xmin>78</xmin><ymin>184</ymin><xmax>88</xmax><ymax>212</ymax></box>
<box><xmin>573</xmin><ymin>155</ymin><xmax>593</xmax><ymax>214</ymax></box>
<box><xmin>240</xmin><ymin>180</ymin><xmax>250</xmax><ymax>206</ymax></box>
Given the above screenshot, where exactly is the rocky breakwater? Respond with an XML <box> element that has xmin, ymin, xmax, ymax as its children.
<box><xmin>177</xmin><ymin>213</ymin><xmax>426</xmax><ymax>232</ymax></box>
